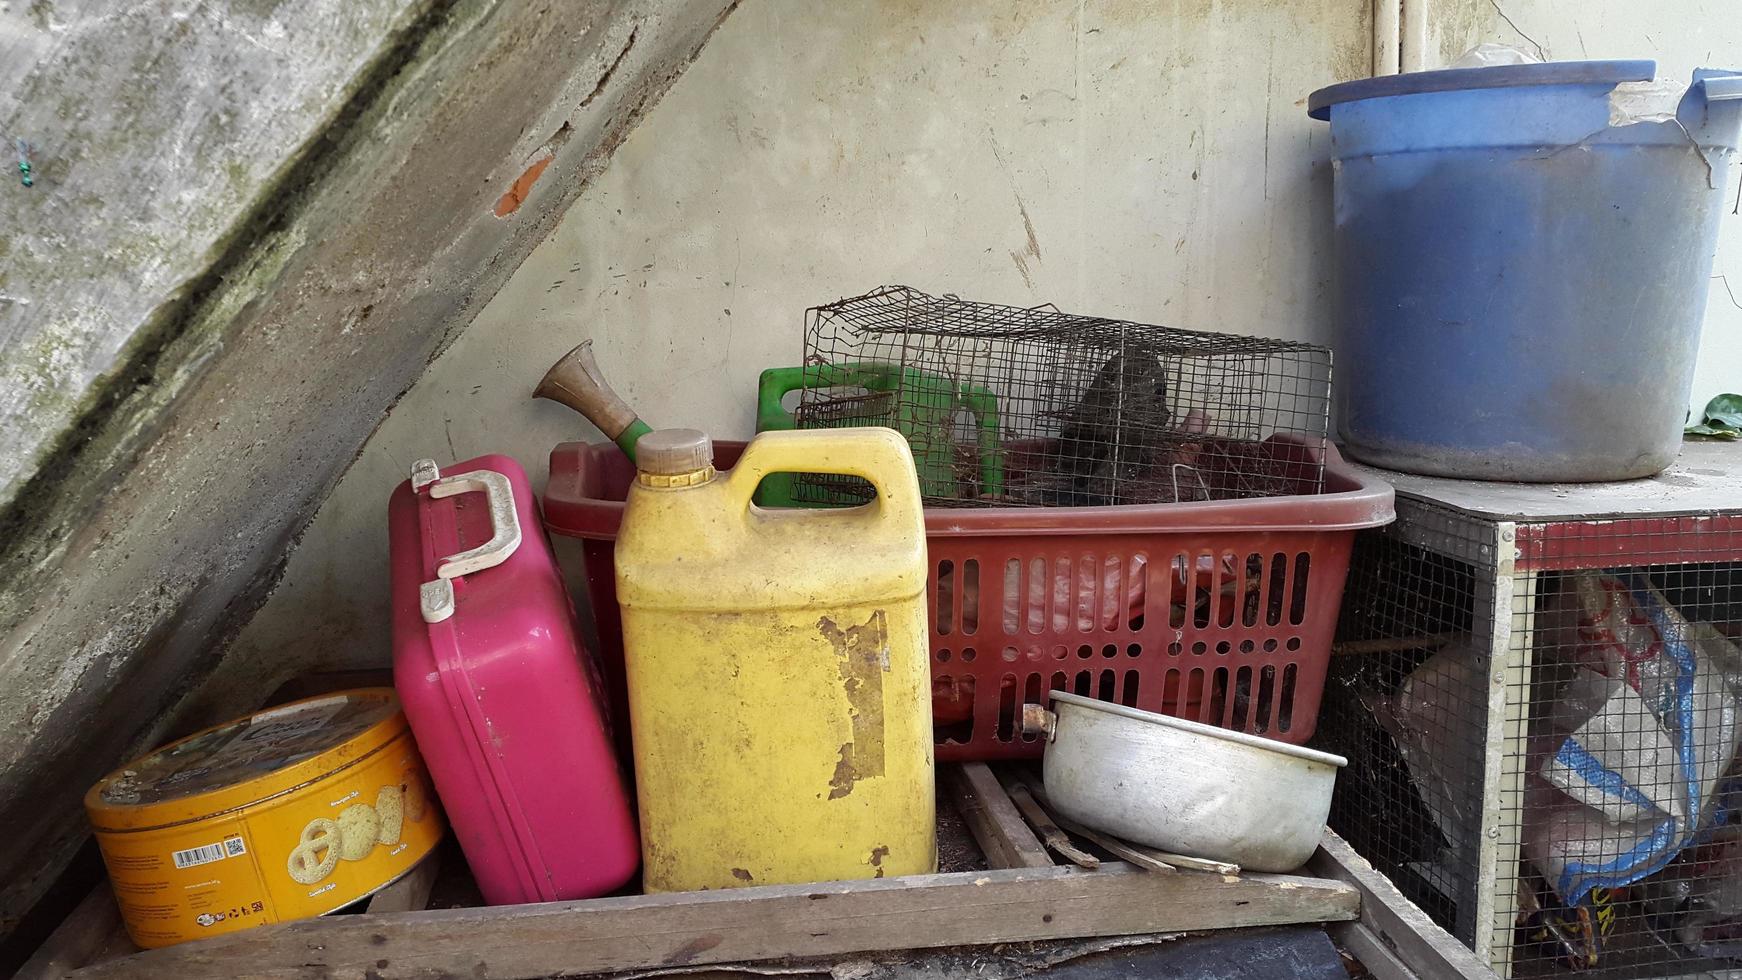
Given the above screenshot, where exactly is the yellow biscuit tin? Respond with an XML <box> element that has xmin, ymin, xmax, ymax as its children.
<box><xmin>85</xmin><ymin>688</ymin><xmax>443</xmax><ymax>949</ymax></box>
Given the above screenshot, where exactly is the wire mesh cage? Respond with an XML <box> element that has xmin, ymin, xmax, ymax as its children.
<box><xmin>1316</xmin><ymin>487</ymin><xmax>1742</xmax><ymax>980</ymax></box>
<box><xmin>789</xmin><ymin>285</ymin><xmax>1332</xmax><ymax>508</ymax></box>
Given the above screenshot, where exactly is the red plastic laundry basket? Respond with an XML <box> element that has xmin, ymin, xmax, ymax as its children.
<box><xmin>544</xmin><ymin>436</ymin><xmax>1392</xmax><ymax>760</ymax></box>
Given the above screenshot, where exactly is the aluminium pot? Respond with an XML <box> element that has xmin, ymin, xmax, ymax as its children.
<box><xmin>1023</xmin><ymin>690</ymin><xmax>1346</xmax><ymax>872</ymax></box>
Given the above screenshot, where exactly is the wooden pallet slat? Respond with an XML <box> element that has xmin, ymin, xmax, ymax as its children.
<box><xmin>74</xmin><ymin>863</ymin><xmax>1359</xmax><ymax>980</ymax></box>
<box><xmin>998</xmin><ymin>777</ymin><xmax>1100</xmax><ymax>870</ymax></box>
<box><xmin>941</xmin><ymin>762</ymin><xmax>1052</xmax><ymax>869</ymax></box>
<box><xmin>1012</xmin><ymin>770</ymin><xmax>1239</xmax><ymax>876</ymax></box>
<box><xmin>14</xmin><ymin>886</ymin><xmax>135</xmax><ymax>980</ymax></box>
<box><xmin>1308</xmin><ymin>829</ymin><xmax>1498</xmax><ymax>980</ymax></box>
<box><xmin>1044</xmin><ymin>815</ymin><xmax>1177</xmax><ymax>874</ymax></box>
<box><xmin>40</xmin><ymin>756</ymin><xmax>1491</xmax><ymax>979</ymax></box>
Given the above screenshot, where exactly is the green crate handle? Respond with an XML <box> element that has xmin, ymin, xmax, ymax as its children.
<box><xmin>755</xmin><ymin>364</ymin><xmax>1004</xmax><ymax>506</ymax></box>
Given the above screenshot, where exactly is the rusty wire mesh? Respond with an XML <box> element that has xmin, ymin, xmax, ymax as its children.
<box><xmin>789</xmin><ymin>285</ymin><xmax>1332</xmax><ymax>508</ymax></box>
<box><xmin>1316</xmin><ymin>502</ymin><xmax>1742</xmax><ymax>979</ymax></box>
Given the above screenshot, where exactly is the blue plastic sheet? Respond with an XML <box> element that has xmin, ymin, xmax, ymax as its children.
<box><xmin>1526</xmin><ymin>576</ymin><xmax>1742</xmax><ymax>905</ymax></box>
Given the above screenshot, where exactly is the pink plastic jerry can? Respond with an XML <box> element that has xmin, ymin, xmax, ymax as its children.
<box><xmin>389</xmin><ymin>453</ymin><xmax>638</xmax><ymax>904</ymax></box>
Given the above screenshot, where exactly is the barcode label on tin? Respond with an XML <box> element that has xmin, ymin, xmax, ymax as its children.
<box><xmin>223</xmin><ymin>836</ymin><xmax>247</xmax><ymax>858</ymax></box>
<box><xmin>172</xmin><ymin>843</ymin><xmax>228</xmax><ymax>869</ymax></box>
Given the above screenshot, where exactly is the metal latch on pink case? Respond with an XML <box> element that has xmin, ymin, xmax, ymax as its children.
<box><xmin>410</xmin><ymin>458</ymin><xmax>523</xmax><ymax>624</ymax></box>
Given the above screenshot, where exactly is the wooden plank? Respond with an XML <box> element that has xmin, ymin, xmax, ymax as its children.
<box><xmin>1050</xmin><ymin>818</ymin><xmax>1176</xmax><ymax>874</ymax></box>
<box><xmin>940</xmin><ymin>763</ymin><xmax>1051</xmax><ymax>869</ymax></box>
<box><xmin>1118</xmin><ymin>846</ymin><xmax>1238</xmax><ymax>877</ymax></box>
<box><xmin>1000</xmin><ymin>779</ymin><xmax>1100</xmax><ymax>870</ymax></box>
<box><xmin>1474</xmin><ymin>546</ymin><xmax>1531</xmax><ymax>979</ymax></box>
<box><xmin>74</xmin><ymin>864</ymin><xmax>1360</xmax><ymax>980</ymax></box>
<box><xmin>1012</xmin><ymin>772</ymin><xmax>1237</xmax><ymax>876</ymax></box>
<box><xmin>365</xmin><ymin>851</ymin><xmax>441</xmax><ymax>914</ymax></box>
<box><xmin>15</xmin><ymin>885</ymin><xmax>136</xmax><ymax>980</ymax></box>
<box><xmin>1308</xmin><ymin>830</ymin><xmax>1499</xmax><ymax>980</ymax></box>
<box><xmin>999</xmin><ymin>771</ymin><xmax>1173</xmax><ymax>873</ymax></box>
<box><xmin>1332</xmin><ymin>918</ymin><xmax>1423</xmax><ymax>980</ymax></box>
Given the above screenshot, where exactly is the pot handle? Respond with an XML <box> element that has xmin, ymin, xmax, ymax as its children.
<box><xmin>1021</xmin><ymin>704</ymin><xmax>1057</xmax><ymax>742</ymax></box>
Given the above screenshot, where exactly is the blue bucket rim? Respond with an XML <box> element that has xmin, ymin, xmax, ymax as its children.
<box><xmin>1307</xmin><ymin>60</ymin><xmax>1656</xmax><ymax>120</ymax></box>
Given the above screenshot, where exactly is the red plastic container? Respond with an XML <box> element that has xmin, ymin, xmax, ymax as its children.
<box><xmin>389</xmin><ymin>453</ymin><xmax>638</xmax><ymax>903</ymax></box>
<box><xmin>544</xmin><ymin>438</ymin><xmax>1393</xmax><ymax>760</ymax></box>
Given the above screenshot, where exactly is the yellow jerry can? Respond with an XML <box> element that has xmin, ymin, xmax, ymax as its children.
<box><xmin>616</xmin><ymin>426</ymin><xmax>936</xmax><ymax>892</ymax></box>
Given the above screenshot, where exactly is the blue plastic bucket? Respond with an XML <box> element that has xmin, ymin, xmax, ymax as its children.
<box><xmin>1309</xmin><ymin>62</ymin><xmax>1742</xmax><ymax>481</ymax></box>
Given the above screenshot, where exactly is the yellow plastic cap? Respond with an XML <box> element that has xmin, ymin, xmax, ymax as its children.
<box><xmin>636</xmin><ymin>428</ymin><xmax>714</xmax><ymax>477</ymax></box>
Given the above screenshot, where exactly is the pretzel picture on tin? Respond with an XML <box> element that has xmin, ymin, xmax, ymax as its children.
<box><xmin>286</xmin><ymin>818</ymin><xmax>340</xmax><ymax>885</ymax></box>
<box><xmin>285</xmin><ymin>772</ymin><xmax>436</xmax><ymax>885</ymax></box>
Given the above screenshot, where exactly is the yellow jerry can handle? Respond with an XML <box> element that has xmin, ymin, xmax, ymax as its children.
<box><xmin>723</xmin><ymin>427</ymin><xmax>923</xmax><ymax>530</ymax></box>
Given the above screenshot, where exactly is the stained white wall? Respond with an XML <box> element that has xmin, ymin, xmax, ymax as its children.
<box><xmin>229</xmin><ymin>0</ymin><xmax>1740</xmax><ymax>680</ymax></box>
<box><xmin>225</xmin><ymin>0</ymin><xmax>1373</xmax><ymax>679</ymax></box>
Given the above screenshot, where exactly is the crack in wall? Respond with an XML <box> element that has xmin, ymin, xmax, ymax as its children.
<box><xmin>580</xmin><ymin>25</ymin><xmax>640</xmax><ymax>110</ymax></box>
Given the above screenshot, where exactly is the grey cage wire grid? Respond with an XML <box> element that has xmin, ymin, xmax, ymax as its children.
<box><xmin>789</xmin><ymin>285</ymin><xmax>1332</xmax><ymax>508</ymax></box>
<box><xmin>1314</xmin><ymin>455</ymin><xmax>1742</xmax><ymax>980</ymax></box>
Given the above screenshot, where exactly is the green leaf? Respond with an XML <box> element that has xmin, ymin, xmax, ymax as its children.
<box><xmin>1701</xmin><ymin>392</ymin><xmax>1742</xmax><ymax>429</ymax></box>
<box><xmin>1686</xmin><ymin>422</ymin><xmax>1742</xmax><ymax>439</ymax></box>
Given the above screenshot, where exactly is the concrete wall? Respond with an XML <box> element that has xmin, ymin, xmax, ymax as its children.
<box><xmin>8</xmin><ymin>0</ymin><xmax>1735</xmax><ymax>948</ymax></box>
<box><xmin>235</xmin><ymin>0</ymin><xmax>1742</xmax><ymax>695</ymax></box>
<box><xmin>0</xmin><ymin>0</ymin><xmax>738</xmax><ymax>946</ymax></box>
<box><xmin>229</xmin><ymin>0</ymin><xmax>1374</xmax><ymax>677</ymax></box>
<box><xmin>0</xmin><ymin>0</ymin><xmax>434</xmax><ymax>511</ymax></box>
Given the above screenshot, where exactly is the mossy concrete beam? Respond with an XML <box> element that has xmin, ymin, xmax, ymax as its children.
<box><xmin>0</xmin><ymin>0</ymin><xmax>441</xmax><ymax>510</ymax></box>
<box><xmin>0</xmin><ymin>0</ymin><xmax>738</xmax><ymax>942</ymax></box>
